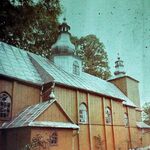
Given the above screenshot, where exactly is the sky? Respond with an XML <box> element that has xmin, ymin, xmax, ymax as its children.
<box><xmin>59</xmin><ymin>0</ymin><xmax>150</xmax><ymax>106</ymax></box>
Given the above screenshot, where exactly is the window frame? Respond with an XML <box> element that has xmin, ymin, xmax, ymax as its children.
<box><xmin>73</xmin><ymin>61</ymin><xmax>80</xmax><ymax>75</ymax></box>
<box><xmin>79</xmin><ymin>103</ymin><xmax>88</xmax><ymax>124</ymax></box>
<box><xmin>105</xmin><ymin>107</ymin><xmax>112</xmax><ymax>125</ymax></box>
<box><xmin>0</xmin><ymin>91</ymin><xmax>12</xmax><ymax>120</ymax></box>
<box><xmin>49</xmin><ymin>131</ymin><xmax>58</xmax><ymax>146</ymax></box>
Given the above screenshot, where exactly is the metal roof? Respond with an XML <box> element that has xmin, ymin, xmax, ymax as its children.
<box><xmin>0</xmin><ymin>42</ymin><xmax>43</xmax><ymax>84</ymax></box>
<box><xmin>0</xmin><ymin>42</ymin><xmax>136</xmax><ymax>107</ymax></box>
<box><xmin>1</xmin><ymin>100</ymin><xmax>54</xmax><ymax>129</ymax></box>
<box><xmin>29</xmin><ymin>52</ymin><xmax>136</xmax><ymax>107</ymax></box>
<box><xmin>1</xmin><ymin>99</ymin><xmax>79</xmax><ymax>129</ymax></box>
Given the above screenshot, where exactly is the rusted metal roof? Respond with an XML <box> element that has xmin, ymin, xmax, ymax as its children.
<box><xmin>1</xmin><ymin>99</ymin><xmax>79</xmax><ymax>129</ymax></box>
<box><xmin>0</xmin><ymin>42</ymin><xmax>136</xmax><ymax>107</ymax></box>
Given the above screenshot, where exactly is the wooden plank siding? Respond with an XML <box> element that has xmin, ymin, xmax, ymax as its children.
<box><xmin>0</xmin><ymin>79</ymin><xmax>41</xmax><ymax>119</ymax></box>
<box><xmin>54</xmin><ymin>85</ymin><xmax>141</xmax><ymax>150</ymax></box>
<box><xmin>31</xmin><ymin>128</ymin><xmax>74</xmax><ymax>150</ymax></box>
<box><xmin>36</xmin><ymin>103</ymin><xmax>69</xmax><ymax>122</ymax></box>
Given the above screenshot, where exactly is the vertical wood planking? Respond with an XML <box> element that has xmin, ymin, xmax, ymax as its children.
<box><xmin>102</xmin><ymin>97</ymin><xmax>107</xmax><ymax>150</ymax></box>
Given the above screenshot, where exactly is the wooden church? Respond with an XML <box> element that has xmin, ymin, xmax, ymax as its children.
<box><xmin>0</xmin><ymin>20</ymin><xmax>150</xmax><ymax>150</ymax></box>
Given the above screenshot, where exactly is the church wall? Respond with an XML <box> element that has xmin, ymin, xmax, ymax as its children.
<box><xmin>142</xmin><ymin>128</ymin><xmax>150</xmax><ymax>147</ymax></box>
<box><xmin>78</xmin><ymin>125</ymin><xmax>90</xmax><ymax>150</ymax></box>
<box><xmin>36</xmin><ymin>103</ymin><xmax>69</xmax><ymax>122</ymax></box>
<box><xmin>4</xmin><ymin>128</ymin><xmax>31</xmax><ymax>150</ymax></box>
<box><xmin>55</xmin><ymin>86</ymin><xmax>77</xmax><ymax>123</ymax></box>
<box><xmin>111</xmin><ymin>99</ymin><xmax>124</xmax><ymax>125</ymax></box>
<box><xmin>90</xmin><ymin>125</ymin><xmax>106</xmax><ymax>150</ymax></box>
<box><xmin>136</xmin><ymin>110</ymin><xmax>142</xmax><ymax>122</ymax></box>
<box><xmin>128</xmin><ymin>107</ymin><xmax>136</xmax><ymax>127</ymax></box>
<box><xmin>12</xmin><ymin>81</ymin><xmax>41</xmax><ymax>117</ymax></box>
<box><xmin>130</xmin><ymin>127</ymin><xmax>142</xmax><ymax>148</ymax></box>
<box><xmin>88</xmin><ymin>94</ymin><xmax>103</xmax><ymax>124</ymax></box>
<box><xmin>113</xmin><ymin>126</ymin><xmax>130</xmax><ymax>150</ymax></box>
<box><xmin>0</xmin><ymin>79</ymin><xmax>41</xmax><ymax>119</ymax></box>
<box><xmin>126</xmin><ymin>78</ymin><xmax>140</xmax><ymax>107</ymax></box>
<box><xmin>0</xmin><ymin>79</ymin><xmax>13</xmax><ymax>95</ymax></box>
<box><xmin>108</xmin><ymin>78</ymin><xmax>127</xmax><ymax>96</ymax></box>
<box><xmin>30</xmin><ymin>127</ymin><xmax>73</xmax><ymax>150</ymax></box>
<box><xmin>105</xmin><ymin>125</ymin><xmax>115</xmax><ymax>150</ymax></box>
<box><xmin>53</xmin><ymin>85</ymin><xmax>143</xmax><ymax>150</ymax></box>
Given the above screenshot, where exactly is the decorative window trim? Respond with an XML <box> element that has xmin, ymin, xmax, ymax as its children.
<box><xmin>0</xmin><ymin>91</ymin><xmax>11</xmax><ymax>120</ymax></box>
<box><xmin>79</xmin><ymin>103</ymin><xmax>88</xmax><ymax>123</ymax></box>
<box><xmin>73</xmin><ymin>61</ymin><xmax>80</xmax><ymax>75</ymax></box>
<box><xmin>50</xmin><ymin>131</ymin><xmax>58</xmax><ymax>146</ymax></box>
<box><xmin>105</xmin><ymin>107</ymin><xmax>112</xmax><ymax>124</ymax></box>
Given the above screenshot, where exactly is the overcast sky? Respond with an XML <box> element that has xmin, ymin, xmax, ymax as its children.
<box><xmin>60</xmin><ymin>0</ymin><xmax>150</xmax><ymax>106</ymax></box>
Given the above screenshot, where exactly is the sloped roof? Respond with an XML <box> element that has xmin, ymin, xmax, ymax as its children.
<box><xmin>136</xmin><ymin>122</ymin><xmax>150</xmax><ymax>129</ymax></box>
<box><xmin>0</xmin><ymin>42</ymin><xmax>136</xmax><ymax>107</ymax></box>
<box><xmin>0</xmin><ymin>42</ymin><xmax>43</xmax><ymax>85</ymax></box>
<box><xmin>29</xmin><ymin>52</ymin><xmax>136</xmax><ymax>107</ymax></box>
<box><xmin>1</xmin><ymin>99</ymin><xmax>79</xmax><ymax>129</ymax></box>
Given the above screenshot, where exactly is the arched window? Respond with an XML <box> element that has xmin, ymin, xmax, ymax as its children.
<box><xmin>73</xmin><ymin>61</ymin><xmax>80</xmax><ymax>75</ymax></box>
<box><xmin>50</xmin><ymin>131</ymin><xmax>58</xmax><ymax>146</ymax></box>
<box><xmin>79</xmin><ymin>103</ymin><xmax>88</xmax><ymax>123</ymax></box>
<box><xmin>124</xmin><ymin>113</ymin><xmax>129</xmax><ymax>127</ymax></box>
<box><xmin>0</xmin><ymin>92</ymin><xmax>11</xmax><ymax>119</ymax></box>
<box><xmin>105</xmin><ymin>107</ymin><xmax>112</xmax><ymax>124</ymax></box>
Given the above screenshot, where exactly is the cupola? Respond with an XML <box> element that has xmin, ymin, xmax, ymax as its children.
<box><xmin>114</xmin><ymin>54</ymin><xmax>126</xmax><ymax>76</ymax></box>
<box><xmin>108</xmin><ymin>54</ymin><xmax>140</xmax><ymax>107</ymax></box>
<box><xmin>51</xmin><ymin>18</ymin><xmax>75</xmax><ymax>56</ymax></box>
<box><xmin>50</xmin><ymin>19</ymin><xmax>82</xmax><ymax>75</ymax></box>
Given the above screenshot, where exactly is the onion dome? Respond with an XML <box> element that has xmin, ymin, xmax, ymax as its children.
<box><xmin>51</xmin><ymin>18</ymin><xmax>75</xmax><ymax>55</ymax></box>
<box><xmin>114</xmin><ymin>53</ymin><xmax>126</xmax><ymax>76</ymax></box>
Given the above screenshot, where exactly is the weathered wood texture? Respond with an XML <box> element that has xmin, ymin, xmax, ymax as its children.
<box><xmin>4</xmin><ymin>128</ymin><xmax>31</xmax><ymax>150</ymax></box>
<box><xmin>31</xmin><ymin>128</ymin><xmax>73</xmax><ymax>150</ymax></box>
<box><xmin>36</xmin><ymin>103</ymin><xmax>69</xmax><ymax>122</ymax></box>
<box><xmin>0</xmin><ymin>79</ymin><xmax>41</xmax><ymax>118</ymax></box>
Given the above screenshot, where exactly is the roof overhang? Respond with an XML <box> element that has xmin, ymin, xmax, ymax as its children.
<box><xmin>29</xmin><ymin>121</ymin><xmax>79</xmax><ymax>129</ymax></box>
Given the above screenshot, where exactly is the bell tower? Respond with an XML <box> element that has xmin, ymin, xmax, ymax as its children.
<box><xmin>108</xmin><ymin>54</ymin><xmax>140</xmax><ymax>107</ymax></box>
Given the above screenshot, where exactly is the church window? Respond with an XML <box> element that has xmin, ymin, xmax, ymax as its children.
<box><xmin>0</xmin><ymin>92</ymin><xmax>11</xmax><ymax>120</ymax></box>
<box><xmin>79</xmin><ymin>103</ymin><xmax>88</xmax><ymax>123</ymax></box>
<box><xmin>124</xmin><ymin>113</ymin><xmax>129</xmax><ymax>127</ymax></box>
<box><xmin>105</xmin><ymin>107</ymin><xmax>112</xmax><ymax>124</ymax></box>
<box><xmin>73</xmin><ymin>61</ymin><xmax>80</xmax><ymax>75</ymax></box>
<box><xmin>50</xmin><ymin>131</ymin><xmax>58</xmax><ymax>146</ymax></box>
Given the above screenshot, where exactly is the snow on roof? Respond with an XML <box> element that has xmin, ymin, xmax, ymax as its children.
<box><xmin>29</xmin><ymin>121</ymin><xmax>79</xmax><ymax>129</ymax></box>
<box><xmin>136</xmin><ymin>122</ymin><xmax>150</xmax><ymax>129</ymax></box>
<box><xmin>0</xmin><ymin>42</ymin><xmax>137</xmax><ymax>107</ymax></box>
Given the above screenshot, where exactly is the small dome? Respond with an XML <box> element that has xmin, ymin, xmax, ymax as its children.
<box><xmin>51</xmin><ymin>19</ymin><xmax>75</xmax><ymax>55</ymax></box>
